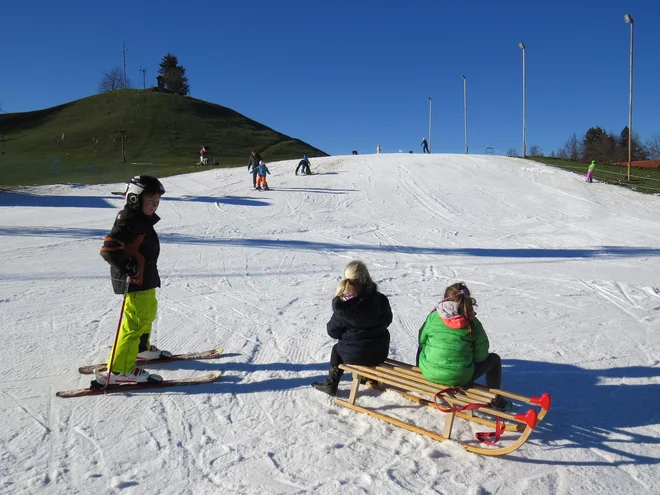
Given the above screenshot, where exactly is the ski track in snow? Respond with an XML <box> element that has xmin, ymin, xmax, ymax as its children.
<box><xmin>1</xmin><ymin>154</ymin><xmax>660</xmax><ymax>494</ymax></box>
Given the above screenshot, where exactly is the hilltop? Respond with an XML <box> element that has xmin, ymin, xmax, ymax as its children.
<box><xmin>0</xmin><ymin>89</ymin><xmax>327</xmax><ymax>186</ymax></box>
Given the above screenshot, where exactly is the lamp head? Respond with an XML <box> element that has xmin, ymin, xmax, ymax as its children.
<box><xmin>624</xmin><ymin>13</ymin><xmax>633</xmax><ymax>24</ymax></box>
<box><xmin>518</xmin><ymin>42</ymin><xmax>526</xmax><ymax>49</ymax></box>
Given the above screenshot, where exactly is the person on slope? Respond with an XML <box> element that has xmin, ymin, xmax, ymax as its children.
<box><xmin>421</xmin><ymin>137</ymin><xmax>430</xmax><ymax>154</ymax></box>
<box><xmin>295</xmin><ymin>154</ymin><xmax>312</xmax><ymax>175</ymax></box>
<box><xmin>586</xmin><ymin>160</ymin><xmax>596</xmax><ymax>183</ymax></box>
<box><xmin>416</xmin><ymin>282</ymin><xmax>512</xmax><ymax>411</ymax></box>
<box><xmin>247</xmin><ymin>150</ymin><xmax>263</xmax><ymax>189</ymax></box>
<box><xmin>311</xmin><ymin>261</ymin><xmax>392</xmax><ymax>396</ymax></box>
<box><xmin>96</xmin><ymin>176</ymin><xmax>171</xmax><ymax>385</ymax></box>
<box><xmin>200</xmin><ymin>145</ymin><xmax>209</xmax><ymax>166</ymax></box>
<box><xmin>255</xmin><ymin>160</ymin><xmax>271</xmax><ymax>190</ymax></box>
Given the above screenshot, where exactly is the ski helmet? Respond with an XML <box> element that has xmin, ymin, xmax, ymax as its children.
<box><xmin>125</xmin><ymin>175</ymin><xmax>165</xmax><ymax>209</ymax></box>
<box><xmin>259</xmin><ymin>160</ymin><xmax>265</xmax><ymax>165</ymax></box>
<box><xmin>303</xmin><ymin>154</ymin><xmax>308</xmax><ymax>159</ymax></box>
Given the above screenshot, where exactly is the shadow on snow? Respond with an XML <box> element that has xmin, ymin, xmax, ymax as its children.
<box><xmin>1</xmin><ymin>225</ymin><xmax>659</xmax><ymax>261</ymax></box>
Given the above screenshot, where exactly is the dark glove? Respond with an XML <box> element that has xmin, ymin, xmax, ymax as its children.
<box><xmin>125</xmin><ymin>259</ymin><xmax>139</xmax><ymax>278</ymax></box>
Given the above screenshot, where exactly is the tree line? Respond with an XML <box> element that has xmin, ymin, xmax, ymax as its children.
<box><xmin>554</xmin><ymin>126</ymin><xmax>660</xmax><ymax>162</ymax></box>
<box><xmin>98</xmin><ymin>53</ymin><xmax>190</xmax><ymax>96</ymax></box>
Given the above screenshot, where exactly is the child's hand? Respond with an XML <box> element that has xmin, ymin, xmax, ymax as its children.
<box><xmin>125</xmin><ymin>260</ymin><xmax>139</xmax><ymax>278</ymax></box>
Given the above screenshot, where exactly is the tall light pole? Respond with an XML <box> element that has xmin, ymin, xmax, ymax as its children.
<box><xmin>428</xmin><ymin>97</ymin><xmax>433</xmax><ymax>153</ymax></box>
<box><xmin>462</xmin><ymin>75</ymin><xmax>468</xmax><ymax>154</ymax></box>
<box><xmin>140</xmin><ymin>67</ymin><xmax>147</xmax><ymax>89</ymax></box>
<box><xmin>624</xmin><ymin>13</ymin><xmax>634</xmax><ymax>181</ymax></box>
<box><xmin>121</xmin><ymin>42</ymin><xmax>128</xmax><ymax>89</ymax></box>
<box><xmin>519</xmin><ymin>42</ymin><xmax>527</xmax><ymax>158</ymax></box>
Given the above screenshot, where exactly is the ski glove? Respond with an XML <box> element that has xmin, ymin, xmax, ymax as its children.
<box><xmin>125</xmin><ymin>259</ymin><xmax>140</xmax><ymax>278</ymax></box>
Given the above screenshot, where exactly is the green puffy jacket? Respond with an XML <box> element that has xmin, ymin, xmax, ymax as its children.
<box><xmin>418</xmin><ymin>311</ymin><xmax>489</xmax><ymax>386</ymax></box>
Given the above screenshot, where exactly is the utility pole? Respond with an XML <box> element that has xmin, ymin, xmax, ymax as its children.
<box><xmin>140</xmin><ymin>67</ymin><xmax>146</xmax><ymax>89</ymax></box>
<box><xmin>121</xmin><ymin>42</ymin><xmax>128</xmax><ymax>89</ymax></box>
<box><xmin>116</xmin><ymin>129</ymin><xmax>127</xmax><ymax>162</ymax></box>
<box><xmin>428</xmin><ymin>97</ymin><xmax>432</xmax><ymax>153</ymax></box>
<box><xmin>462</xmin><ymin>75</ymin><xmax>468</xmax><ymax>154</ymax></box>
<box><xmin>624</xmin><ymin>13</ymin><xmax>634</xmax><ymax>181</ymax></box>
<box><xmin>519</xmin><ymin>42</ymin><xmax>527</xmax><ymax>158</ymax></box>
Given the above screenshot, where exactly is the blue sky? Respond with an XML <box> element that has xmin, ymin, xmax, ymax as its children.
<box><xmin>1</xmin><ymin>0</ymin><xmax>658</xmax><ymax>157</ymax></box>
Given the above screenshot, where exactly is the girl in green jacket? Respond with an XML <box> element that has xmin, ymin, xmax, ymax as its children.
<box><xmin>416</xmin><ymin>282</ymin><xmax>512</xmax><ymax>411</ymax></box>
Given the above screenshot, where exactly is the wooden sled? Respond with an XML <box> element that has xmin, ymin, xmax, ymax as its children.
<box><xmin>336</xmin><ymin>359</ymin><xmax>551</xmax><ymax>456</ymax></box>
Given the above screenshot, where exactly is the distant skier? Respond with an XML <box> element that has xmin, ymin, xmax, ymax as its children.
<box><xmin>295</xmin><ymin>155</ymin><xmax>312</xmax><ymax>175</ymax></box>
<box><xmin>247</xmin><ymin>150</ymin><xmax>263</xmax><ymax>188</ymax></box>
<box><xmin>377</xmin><ymin>144</ymin><xmax>381</xmax><ymax>154</ymax></box>
<box><xmin>586</xmin><ymin>160</ymin><xmax>596</xmax><ymax>183</ymax></box>
<box><xmin>199</xmin><ymin>145</ymin><xmax>209</xmax><ymax>166</ymax></box>
<box><xmin>352</xmin><ymin>150</ymin><xmax>358</xmax><ymax>155</ymax></box>
<box><xmin>421</xmin><ymin>138</ymin><xmax>430</xmax><ymax>154</ymax></box>
<box><xmin>96</xmin><ymin>176</ymin><xmax>171</xmax><ymax>385</ymax></box>
<box><xmin>256</xmin><ymin>160</ymin><xmax>271</xmax><ymax>190</ymax></box>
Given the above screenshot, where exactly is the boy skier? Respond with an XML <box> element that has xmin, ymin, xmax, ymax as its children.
<box><xmin>96</xmin><ymin>175</ymin><xmax>171</xmax><ymax>385</ymax></box>
<box><xmin>256</xmin><ymin>160</ymin><xmax>271</xmax><ymax>190</ymax></box>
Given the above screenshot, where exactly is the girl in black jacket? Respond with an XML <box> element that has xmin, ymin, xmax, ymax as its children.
<box><xmin>311</xmin><ymin>261</ymin><xmax>392</xmax><ymax>396</ymax></box>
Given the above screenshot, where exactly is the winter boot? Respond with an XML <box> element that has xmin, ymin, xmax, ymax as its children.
<box><xmin>137</xmin><ymin>344</ymin><xmax>172</xmax><ymax>361</ymax></box>
<box><xmin>311</xmin><ymin>366</ymin><xmax>343</xmax><ymax>396</ymax></box>
<box><xmin>489</xmin><ymin>396</ymin><xmax>513</xmax><ymax>412</ymax></box>
<box><xmin>94</xmin><ymin>366</ymin><xmax>162</xmax><ymax>386</ymax></box>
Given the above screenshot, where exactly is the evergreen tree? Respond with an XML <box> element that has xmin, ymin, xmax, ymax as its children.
<box><xmin>582</xmin><ymin>126</ymin><xmax>615</xmax><ymax>163</ymax></box>
<box><xmin>158</xmin><ymin>53</ymin><xmax>190</xmax><ymax>96</ymax></box>
<box><xmin>618</xmin><ymin>126</ymin><xmax>648</xmax><ymax>162</ymax></box>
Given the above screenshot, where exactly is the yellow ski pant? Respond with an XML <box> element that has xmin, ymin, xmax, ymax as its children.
<box><xmin>109</xmin><ymin>289</ymin><xmax>157</xmax><ymax>374</ymax></box>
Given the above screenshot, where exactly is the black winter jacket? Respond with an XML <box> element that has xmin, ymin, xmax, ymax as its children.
<box><xmin>326</xmin><ymin>287</ymin><xmax>392</xmax><ymax>365</ymax></box>
<box><xmin>295</xmin><ymin>159</ymin><xmax>311</xmax><ymax>175</ymax></box>
<box><xmin>247</xmin><ymin>153</ymin><xmax>263</xmax><ymax>172</ymax></box>
<box><xmin>100</xmin><ymin>206</ymin><xmax>161</xmax><ymax>294</ymax></box>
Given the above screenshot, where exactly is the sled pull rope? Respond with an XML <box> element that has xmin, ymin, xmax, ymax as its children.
<box><xmin>433</xmin><ymin>387</ymin><xmax>489</xmax><ymax>413</ymax></box>
<box><xmin>433</xmin><ymin>387</ymin><xmax>507</xmax><ymax>445</ymax></box>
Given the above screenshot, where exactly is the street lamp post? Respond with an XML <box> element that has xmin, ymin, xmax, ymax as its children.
<box><xmin>428</xmin><ymin>97</ymin><xmax>432</xmax><ymax>153</ymax></box>
<box><xmin>624</xmin><ymin>13</ymin><xmax>634</xmax><ymax>181</ymax></box>
<box><xmin>462</xmin><ymin>75</ymin><xmax>468</xmax><ymax>154</ymax></box>
<box><xmin>519</xmin><ymin>42</ymin><xmax>527</xmax><ymax>158</ymax></box>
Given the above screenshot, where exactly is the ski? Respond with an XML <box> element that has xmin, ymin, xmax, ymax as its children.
<box><xmin>56</xmin><ymin>371</ymin><xmax>222</xmax><ymax>398</ymax></box>
<box><xmin>78</xmin><ymin>347</ymin><xmax>224</xmax><ymax>374</ymax></box>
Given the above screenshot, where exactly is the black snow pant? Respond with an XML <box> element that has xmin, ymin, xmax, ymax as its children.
<box><xmin>468</xmin><ymin>353</ymin><xmax>502</xmax><ymax>389</ymax></box>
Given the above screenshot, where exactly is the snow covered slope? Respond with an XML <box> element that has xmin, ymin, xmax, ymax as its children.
<box><xmin>1</xmin><ymin>153</ymin><xmax>659</xmax><ymax>494</ymax></box>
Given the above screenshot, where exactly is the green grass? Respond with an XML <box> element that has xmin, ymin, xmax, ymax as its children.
<box><xmin>0</xmin><ymin>89</ymin><xmax>327</xmax><ymax>187</ymax></box>
<box><xmin>528</xmin><ymin>157</ymin><xmax>660</xmax><ymax>195</ymax></box>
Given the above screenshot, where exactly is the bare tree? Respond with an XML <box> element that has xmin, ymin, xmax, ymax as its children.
<box><xmin>528</xmin><ymin>144</ymin><xmax>543</xmax><ymax>156</ymax></box>
<box><xmin>559</xmin><ymin>133</ymin><xmax>581</xmax><ymax>161</ymax></box>
<box><xmin>98</xmin><ymin>67</ymin><xmax>131</xmax><ymax>93</ymax></box>
<box><xmin>507</xmin><ymin>148</ymin><xmax>519</xmax><ymax>157</ymax></box>
<box><xmin>644</xmin><ymin>133</ymin><xmax>660</xmax><ymax>160</ymax></box>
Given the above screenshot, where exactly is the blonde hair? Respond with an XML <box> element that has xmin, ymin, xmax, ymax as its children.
<box><xmin>335</xmin><ymin>260</ymin><xmax>376</xmax><ymax>297</ymax></box>
<box><xmin>444</xmin><ymin>282</ymin><xmax>477</xmax><ymax>322</ymax></box>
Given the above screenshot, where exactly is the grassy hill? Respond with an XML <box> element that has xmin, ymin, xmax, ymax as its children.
<box><xmin>528</xmin><ymin>156</ymin><xmax>660</xmax><ymax>195</ymax></box>
<box><xmin>0</xmin><ymin>90</ymin><xmax>328</xmax><ymax>186</ymax></box>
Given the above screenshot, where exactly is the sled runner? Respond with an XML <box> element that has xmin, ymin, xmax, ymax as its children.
<box><xmin>335</xmin><ymin>358</ymin><xmax>551</xmax><ymax>456</ymax></box>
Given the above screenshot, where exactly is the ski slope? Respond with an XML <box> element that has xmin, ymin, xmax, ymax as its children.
<box><xmin>1</xmin><ymin>153</ymin><xmax>659</xmax><ymax>494</ymax></box>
